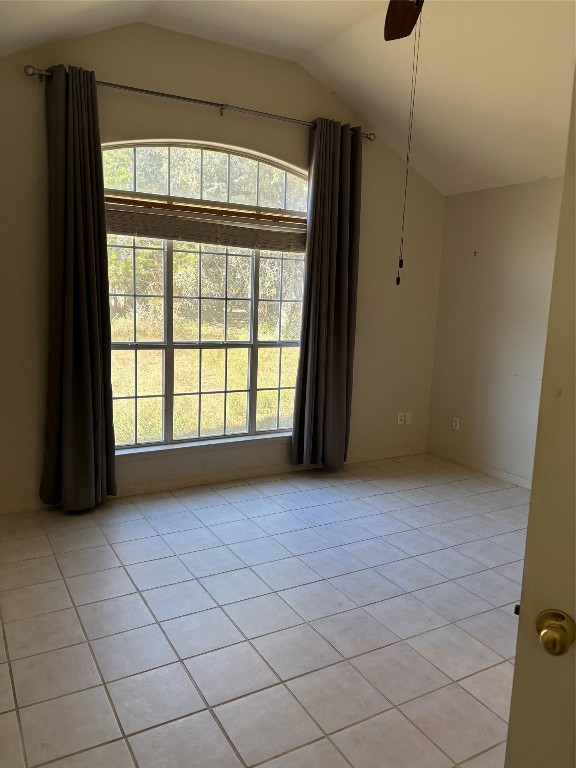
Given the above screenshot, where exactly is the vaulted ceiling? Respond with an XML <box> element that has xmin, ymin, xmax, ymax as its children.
<box><xmin>1</xmin><ymin>0</ymin><xmax>574</xmax><ymax>194</ymax></box>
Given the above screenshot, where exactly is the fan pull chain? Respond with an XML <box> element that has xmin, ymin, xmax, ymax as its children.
<box><xmin>396</xmin><ymin>11</ymin><xmax>423</xmax><ymax>286</ymax></box>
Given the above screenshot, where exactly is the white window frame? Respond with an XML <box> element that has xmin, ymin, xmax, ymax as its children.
<box><xmin>104</xmin><ymin>142</ymin><xmax>307</xmax><ymax>450</ymax></box>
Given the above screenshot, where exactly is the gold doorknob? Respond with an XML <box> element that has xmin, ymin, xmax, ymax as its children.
<box><xmin>536</xmin><ymin>609</ymin><xmax>576</xmax><ymax>656</ymax></box>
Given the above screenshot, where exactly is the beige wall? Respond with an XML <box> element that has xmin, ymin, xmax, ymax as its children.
<box><xmin>429</xmin><ymin>178</ymin><xmax>563</xmax><ymax>485</ymax></box>
<box><xmin>0</xmin><ymin>23</ymin><xmax>445</xmax><ymax>508</ymax></box>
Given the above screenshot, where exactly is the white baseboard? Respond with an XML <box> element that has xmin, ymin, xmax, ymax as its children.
<box><xmin>0</xmin><ymin>466</ymin><xmax>299</xmax><ymax>515</ymax></box>
<box><xmin>0</xmin><ymin>498</ymin><xmax>43</xmax><ymax>515</ymax></box>
<box><xmin>115</xmin><ymin>461</ymin><xmax>301</xmax><ymax>498</ymax></box>
<box><xmin>116</xmin><ymin>443</ymin><xmax>429</xmax><ymax>497</ymax></box>
<box><xmin>429</xmin><ymin>447</ymin><xmax>532</xmax><ymax>490</ymax></box>
<box><xmin>346</xmin><ymin>444</ymin><xmax>428</xmax><ymax>465</ymax></box>
<box><xmin>3</xmin><ymin>443</ymin><xmax>530</xmax><ymax>514</ymax></box>
<box><xmin>0</xmin><ymin>442</ymin><xmax>428</xmax><ymax>514</ymax></box>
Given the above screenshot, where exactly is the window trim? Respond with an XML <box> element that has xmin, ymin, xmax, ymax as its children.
<box><xmin>105</xmin><ymin>141</ymin><xmax>307</xmax><ymax>451</ymax></box>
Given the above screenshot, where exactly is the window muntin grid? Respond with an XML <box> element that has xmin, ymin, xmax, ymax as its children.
<box><xmin>105</xmin><ymin>143</ymin><xmax>307</xmax><ymax>449</ymax></box>
<box><xmin>103</xmin><ymin>143</ymin><xmax>308</xmax><ymax>213</ymax></box>
<box><xmin>109</xmin><ymin>238</ymin><xmax>304</xmax><ymax>447</ymax></box>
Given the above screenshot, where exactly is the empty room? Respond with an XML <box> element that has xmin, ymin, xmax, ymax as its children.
<box><xmin>0</xmin><ymin>1</ymin><xmax>574</xmax><ymax>767</ymax></box>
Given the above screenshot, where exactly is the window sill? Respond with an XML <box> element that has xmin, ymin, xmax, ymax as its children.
<box><xmin>115</xmin><ymin>432</ymin><xmax>292</xmax><ymax>462</ymax></box>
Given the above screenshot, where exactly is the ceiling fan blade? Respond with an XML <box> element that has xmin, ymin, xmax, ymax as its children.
<box><xmin>384</xmin><ymin>0</ymin><xmax>424</xmax><ymax>41</ymax></box>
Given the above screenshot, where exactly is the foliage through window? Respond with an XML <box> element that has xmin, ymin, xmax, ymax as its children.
<box><xmin>103</xmin><ymin>143</ymin><xmax>307</xmax><ymax>448</ymax></box>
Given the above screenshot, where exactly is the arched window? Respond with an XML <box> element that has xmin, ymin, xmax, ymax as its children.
<box><xmin>103</xmin><ymin>142</ymin><xmax>308</xmax><ymax>448</ymax></box>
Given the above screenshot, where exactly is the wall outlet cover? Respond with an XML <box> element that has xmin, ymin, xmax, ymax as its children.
<box><xmin>398</xmin><ymin>413</ymin><xmax>406</xmax><ymax>426</ymax></box>
<box><xmin>452</xmin><ymin>417</ymin><xmax>460</xmax><ymax>430</ymax></box>
<box><xmin>405</xmin><ymin>412</ymin><xmax>413</xmax><ymax>425</ymax></box>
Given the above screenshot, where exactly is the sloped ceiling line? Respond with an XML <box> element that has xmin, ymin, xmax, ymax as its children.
<box><xmin>1</xmin><ymin>0</ymin><xmax>574</xmax><ymax>194</ymax></box>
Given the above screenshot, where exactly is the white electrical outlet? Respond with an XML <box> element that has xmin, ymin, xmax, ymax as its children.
<box><xmin>405</xmin><ymin>412</ymin><xmax>413</xmax><ymax>425</ymax></box>
<box><xmin>452</xmin><ymin>417</ymin><xmax>460</xmax><ymax>430</ymax></box>
<box><xmin>397</xmin><ymin>412</ymin><xmax>405</xmax><ymax>426</ymax></box>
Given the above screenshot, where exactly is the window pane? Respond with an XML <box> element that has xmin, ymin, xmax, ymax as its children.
<box><xmin>137</xmin><ymin>350</ymin><xmax>163</xmax><ymax>396</ymax></box>
<box><xmin>227</xmin><ymin>348</ymin><xmax>249</xmax><ymax>391</ymax></box>
<box><xmin>111</xmin><ymin>350</ymin><xmax>135</xmax><ymax>397</ymax></box>
<box><xmin>135</xmin><ymin>248</ymin><xmax>164</xmax><ymax>295</ymax></box>
<box><xmin>259</xmin><ymin>258</ymin><xmax>281</xmax><ymax>299</ymax></box>
<box><xmin>202</xmin><ymin>242</ymin><xmax>226</xmax><ymax>255</ymax></box>
<box><xmin>108</xmin><ymin>234</ymin><xmax>133</xmax><ymax>247</ymax></box>
<box><xmin>227</xmin><ymin>255</ymin><xmax>251</xmax><ymax>299</ymax></box>
<box><xmin>108</xmin><ymin>246</ymin><xmax>134</xmax><ymax>295</ymax></box>
<box><xmin>135</xmin><ymin>236</ymin><xmax>163</xmax><ymax>248</ymax></box>
<box><xmin>226</xmin><ymin>392</ymin><xmax>248</xmax><ymax>434</ymax></box>
<box><xmin>201</xmin><ymin>253</ymin><xmax>226</xmax><ymax>298</ymax></box>
<box><xmin>173</xmin><ymin>394</ymin><xmax>199</xmax><ymax>439</ymax></box>
<box><xmin>201</xmin><ymin>349</ymin><xmax>225</xmax><ymax>392</ymax></box>
<box><xmin>174</xmin><ymin>349</ymin><xmax>200</xmax><ymax>393</ymax></box>
<box><xmin>136</xmin><ymin>297</ymin><xmax>164</xmax><ymax>342</ymax></box>
<box><xmin>202</xmin><ymin>150</ymin><xmax>228</xmax><ymax>202</ymax></box>
<box><xmin>174</xmin><ymin>239</ymin><xmax>200</xmax><ymax>250</ymax></box>
<box><xmin>113</xmin><ymin>399</ymin><xmax>135</xmax><ymax>445</ymax></box>
<box><xmin>170</xmin><ymin>147</ymin><xmax>201</xmax><ymax>199</ymax></box>
<box><xmin>226</xmin><ymin>300</ymin><xmax>250</xmax><ymax>341</ymax></box>
<box><xmin>280</xmin><ymin>302</ymin><xmax>302</xmax><ymax>342</ymax></box>
<box><xmin>110</xmin><ymin>297</ymin><xmax>134</xmax><ymax>342</ymax></box>
<box><xmin>282</xmin><ymin>259</ymin><xmax>304</xmax><ymax>300</ymax></box>
<box><xmin>258</xmin><ymin>301</ymin><xmax>280</xmax><ymax>341</ymax></box>
<box><xmin>258</xmin><ymin>163</ymin><xmax>285</xmax><ymax>209</ymax></box>
<box><xmin>286</xmin><ymin>173</ymin><xmax>308</xmax><ymax>212</ymax></box>
<box><xmin>137</xmin><ymin>397</ymin><xmax>163</xmax><ymax>442</ymax></box>
<box><xmin>201</xmin><ymin>299</ymin><xmax>225</xmax><ymax>341</ymax></box>
<box><xmin>173</xmin><ymin>298</ymin><xmax>199</xmax><ymax>341</ymax></box>
<box><xmin>229</xmin><ymin>155</ymin><xmax>257</xmax><ymax>205</ymax></box>
<box><xmin>103</xmin><ymin>148</ymin><xmax>134</xmax><ymax>191</ymax></box>
<box><xmin>200</xmin><ymin>393</ymin><xmax>225</xmax><ymax>436</ymax></box>
<box><xmin>256</xmin><ymin>390</ymin><xmax>278</xmax><ymax>431</ymax></box>
<box><xmin>135</xmin><ymin>146</ymin><xmax>168</xmax><ymax>195</ymax></box>
<box><xmin>258</xmin><ymin>347</ymin><xmax>280</xmax><ymax>389</ymax></box>
<box><xmin>279</xmin><ymin>389</ymin><xmax>295</xmax><ymax>430</ymax></box>
<box><xmin>280</xmin><ymin>347</ymin><xmax>300</xmax><ymax>388</ymax></box>
<box><xmin>173</xmin><ymin>249</ymin><xmax>199</xmax><ymax>297</ymax></box>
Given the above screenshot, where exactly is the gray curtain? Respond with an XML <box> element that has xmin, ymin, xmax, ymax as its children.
<box><xmin>292</xmin><ymin>118</ymin><xmax>362</xmax><ymax>470</ymax></box>
<box><xmin>40</xmin><ymin>65</ymin><xmax>116</xmax><ymax>511</ymax></box>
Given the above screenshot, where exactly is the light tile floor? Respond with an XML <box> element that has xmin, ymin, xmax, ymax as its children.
<box><xmin>0</xmin><ymin>454</ymin><xmax>527</xmax><ymax>768</ymax></box>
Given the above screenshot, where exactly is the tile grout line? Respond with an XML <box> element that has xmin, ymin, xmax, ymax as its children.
<box><xmin>2</xmin><ymin>520</ymin><xmax>521</xmax><ymax>666</ymax></box>
<box><xmin>1</xmin><ymin>543</ymin><xmax>520</xmax><ymax>665</ymax></box>
<box><xmin>5</xmin><ymin>516</ymin><xmax>138</xmax><ymax>765</ymax></box>
<box><xmin>0</xmin><ymin>590</ymin><xmax>517</xmax><ymax>698</ymax></box>
<box><xmin>0</xmin><ymin>604</ymin><xmax>30</xmax><ymax>768</ymax></box>
<box><xmin>458</xmin><ymin>738</ymin><xmax>508</xmax><ymax>766</ymax></box>
<box><xmin>88</xmin><ymin>529</ymin><xmax>253</xmax><ymax>768</ymax></box>
<box><xmin>1</xmin><ymin>481</ymin><xmax>525</xmax><ymax>559</ymax></box>
<box><xmin>117</xmin><ymin>476</ymin><xmax>520</xmax><ymax>764</ymax></box>
<box><xmin>88</xmin><ymin>498</ymin><xmax>367</xmax><ymax>767</ymax></box>
<box><xmin>24</xmin><ymin>522</ymin><xmax>142</xmax><ymax>768</ymax></box>
<box><xmin>0</xmin><ymin>463</ymin><xmax>525</xmax><ymax>767</ymax></box>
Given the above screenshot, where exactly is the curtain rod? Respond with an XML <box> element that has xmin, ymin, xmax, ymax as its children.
<box><xmin>24</xmin><ymin>65</ymin><xmax>376</xmax><ymax>141</ymax></box>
